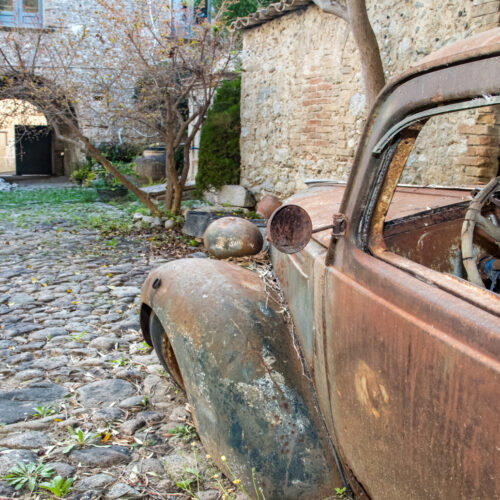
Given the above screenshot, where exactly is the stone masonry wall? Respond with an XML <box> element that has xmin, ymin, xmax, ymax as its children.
<box><xmin>0</xmin><ymin>0</ymin><xmax>152</xmax><ymax>175</ymax></box>
<box><xmin>240</xmin><ymin>0</ymin><xmax>500</xmax><ymax>198</ymax></box>
<box><xmin>1</xmin><ymin>1</ymin><xmax>204</xmax><ymax>177</ymax></box>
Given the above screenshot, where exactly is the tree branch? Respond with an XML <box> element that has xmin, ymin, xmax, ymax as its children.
<box><xmin>346</xmin><ymin>0</ymin><xmax>385</xmax><ymax>107</ymax></box>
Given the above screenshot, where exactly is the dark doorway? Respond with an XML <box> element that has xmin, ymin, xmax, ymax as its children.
<box><xmin>15</xmin><ymin>125</ymin><xmax>52</xmax><ymax>175</ymax></box>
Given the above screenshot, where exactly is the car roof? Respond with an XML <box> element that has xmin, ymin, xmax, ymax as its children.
<box><xmin>416</xmin><ymin>27</ymin><xmax>500</xmax><ymax>67</ymax></box>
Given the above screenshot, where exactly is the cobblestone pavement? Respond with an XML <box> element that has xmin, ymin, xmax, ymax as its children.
<box><xmin>0</xmin><ymin>201</ymin><xmax>224</xmax><ymax>499</ymax></box>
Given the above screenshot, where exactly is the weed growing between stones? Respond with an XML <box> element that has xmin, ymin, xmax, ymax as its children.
<box><xmin>165</xmin><ymin>424</ymin><xmax>198</xmax><ymax>443</ymax></box>
<box><xmin>62</xmin><ymin>427</ymin><xmax>103</xmax><ymax>454</ymax></box>
<box><xmin>39</xmin><ymin>475</ymin><xmax>74</xmax><ymax>498</ymax></box>
<box><xmin>3</xmin><ymin>461</ymin><xmax>55</xmax><ymax>493</ymax></box>
<box><xmin>31</xmin><ymin>405</ymin><xmax>57</xmax><ymax>419</ymax></box>
<box><xmin>108</xmin><ymin>354</ymin><xmax>130</xmax><ymax>367</ymax></box>
<box><xmin>165</xmin><ymin>444</ymin><xmax>267</xmax><ymax>500</ymax></box>
<box><xmin>69</xmin><ymin>331</ymin><xmax>87</xmax><ymax>343</ymax></box>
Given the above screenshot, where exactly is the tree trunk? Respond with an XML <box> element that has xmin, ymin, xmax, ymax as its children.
<box><xmin>165</xmin><ymin>152</ymin><xmax>174</xmax><ymax>210</ymax></box>
<box><xmin>347</xmin><ymin>0</ymin><xmax>385</xmax><ymax>108</ymax></box>
<box><xmin>164</xmin><ymin>144</ymin><xmax>178</xmax><ymax>211</ymax></box>
<box><xmin>52</xmin><ymin>115</ymin><xmax>159</xmax><ymax>214</ymax></box>
<box><xmin>172</xmin><ymin>184</ymin><xmax>183</xmax><ymax>216</ymax></box>
<box><xmin>171</xmin><ymin>141</ymin><xmax>191</xmax><ymax>215</ymax></box>
<box><xmin>83</xmin><ymin>138</ymin><xmax>159</xmax><ymax>215</ymax></box>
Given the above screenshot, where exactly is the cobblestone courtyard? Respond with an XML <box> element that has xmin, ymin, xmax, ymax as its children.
<box><xmin>0</xmin><ymin>189</ymin><xmax>224</xmax><ymax>499</ymax></box>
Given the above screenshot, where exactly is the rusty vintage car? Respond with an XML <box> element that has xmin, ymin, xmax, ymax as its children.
<box><xmin>140</xmin><ymin>29</ymin><xmax>500</xmax><ymax>499</ymax></box>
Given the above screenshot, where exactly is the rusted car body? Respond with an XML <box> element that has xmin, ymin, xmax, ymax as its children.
<box><xmin>140</xmin><ymin>29</ymin><xmax>500</xmax><ymax>499</ymax></box>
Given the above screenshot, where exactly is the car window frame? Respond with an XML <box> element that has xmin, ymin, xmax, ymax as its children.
<box><xmin>364</xmin><ymin>98</ymin><xmax>500</xmax><ymax>315</ymax></box>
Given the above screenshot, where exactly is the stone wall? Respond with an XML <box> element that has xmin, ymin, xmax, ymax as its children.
<box><xmin>240</xmin><ymin>0</ymin><xmax>500</xmax><ymax>198</ymax></box>
<box><xmin>0</xmin><ymin>0</ymin><xmax>204</xmax><ymax>178</ymax></box>
<box><xmin>0</xmin><ymin>0</ymin><xmax>130</xmax><ymax>175</ymax></box>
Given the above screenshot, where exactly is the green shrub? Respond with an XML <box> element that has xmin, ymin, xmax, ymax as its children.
<box><xmin>211</xmin><ymin>0</ymin><xmax>275</xmax><ymax>25</ymax></box>
<box><xmin>70</xmin><ymin>145</ymin><xmax>138</xmax><ymax>189</ymax></box>
<box><xmin>195</xmin><ymin>78</ymin><xmax>241</xmax><ymax>194</ymax></box>
<box><xmin>97</xmin><ymin>142</ymin><xmax>142</xmax><ymax>163</ymax></box>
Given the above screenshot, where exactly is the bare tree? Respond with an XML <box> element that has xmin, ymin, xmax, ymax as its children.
<box><xmin>0</xmin><ymin>0</ymin><xmax>236</xmax><ymax>215</ymax></box>
<box><xmin>0</xmin><ymin>29</ymin><xmax>160</xmax><ymax>213</ymax></box>
<box><xmin>94</xmin><ymin>0</ymin><xmax>237</xmax><ymax>214</ymax></box>
<box><xmin>312</xmin><ymin>0</ymin><xmax>385</xmax><ymax>107</ymax></box>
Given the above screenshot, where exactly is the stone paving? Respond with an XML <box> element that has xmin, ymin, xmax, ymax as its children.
<box><xmin>0</xmin><ymin>200</ymin><xmax>224</xmax><ymax>499</ymax></box>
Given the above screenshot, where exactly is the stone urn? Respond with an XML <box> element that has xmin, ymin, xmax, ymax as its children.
<box><xmin>134</xmin><ymin>147</ymin><xmax>166</xmax><ymax>184</ymax></box>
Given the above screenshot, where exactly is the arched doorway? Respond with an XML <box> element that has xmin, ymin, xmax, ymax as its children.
<box><xmin>0</xmin><ymin>97</ymin><xmax>77</xmax><ymax>177</ymax></box>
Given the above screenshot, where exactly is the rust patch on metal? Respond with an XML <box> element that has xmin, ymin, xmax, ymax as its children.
<box><xmin>354</xmin><ymin>361</ymin><xmax>389</xmax><ymax>419</ymax></box>
<box><xmin>256</xmin><ymin>194</ymin><xmax>282</xmax><ymax>218</ymax></box>
<box><xmin>369</xmin><ymin>129</ymin><xmax>419</xmax><ymax>250</ymax></box>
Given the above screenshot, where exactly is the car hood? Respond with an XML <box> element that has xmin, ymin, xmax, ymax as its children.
<box><xmin>285</xmin><ymin>183</ymin><xmax>472</xmax><ymax>248</ymax></box>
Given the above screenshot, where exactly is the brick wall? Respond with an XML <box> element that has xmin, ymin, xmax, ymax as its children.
<box><xmin>240</xmin><ymin>0</ymin><xmax>500</xmax><ymax>198</ymax></box>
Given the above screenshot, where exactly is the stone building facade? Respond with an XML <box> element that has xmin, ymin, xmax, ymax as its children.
<box><xmin>235</xmin><ymin>0</ymin><xmax>500</xmax><ymax>198</ymax></box>
<box><xmin>0</xmin><ymin>0</ymin><xmax>127</xmax><ymax>176</ymax></box>
<box><xmin>0</xmin><ymin>0</ymin><xmax>202</xmax><ymax>179</ymax></box>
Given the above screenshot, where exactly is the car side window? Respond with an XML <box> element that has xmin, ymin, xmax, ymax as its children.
<box><xmin>372</xmin><ymin>104</ymin><xmax>500</xmax><ymax>292</ymax></box>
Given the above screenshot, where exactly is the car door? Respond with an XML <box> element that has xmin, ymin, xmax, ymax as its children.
<box><xmin>322</xmin><ymin>50</ymin><xmax>500</xmax><ymax>499</ymax></box>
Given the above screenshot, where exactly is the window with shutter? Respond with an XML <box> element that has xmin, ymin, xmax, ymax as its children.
<box><xmin>0</xmin><ymin>0</ymin><xmax>42</xmax><ymax>28</ymax></box>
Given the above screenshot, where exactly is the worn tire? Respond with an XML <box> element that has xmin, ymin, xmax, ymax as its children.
<box><xmin>149</xmin><ymin>311</ymin><xmax>185</xmax><ymax>391</ymax></box>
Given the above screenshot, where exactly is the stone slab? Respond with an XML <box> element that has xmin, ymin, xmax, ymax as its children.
<box><xmin>0</xmin><ymin>382</ymin><xmax>68</xmax><ymax>424</ymax></box>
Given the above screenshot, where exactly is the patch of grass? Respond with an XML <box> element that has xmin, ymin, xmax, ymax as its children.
<box><xmin>108</xmin><ymin>354</ymin><xmax>130</xmax><ymax>367</ymax></box>
<box><xmin>87</xmin><ymin>214</ymin><xmax>132</xmax><ymax>235</ymax></box>
<box><xmin>245</xmin><ymin>211</ymin><xmax>261</xmax><ymax>220</ymax></box>
<box><xmin>0</xmin><ymin>187</ymin><xmax>97</xmax><ymax>206</ymax></box>
<box><xmin>166</xmin><ymin>424</ymin><xmax>198</xmax><ymax>442</ymax></box>
<box><xmin>0</xmin><ymin>186</ymin><xmax>149</xmax><ymax>236</ymax></box>
<box><xmin>166</xmin><ymin>446</ymin><xmax>266</xmax><ymax>500</ymax></box>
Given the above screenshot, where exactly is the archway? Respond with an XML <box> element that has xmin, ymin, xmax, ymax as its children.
<box><xmin>0</xmin><ymin>67</ymin><xmax>83</xmax><ymax>178</ymax></box>
<box><xmin>0</xmin><ymin>97</ymin><xmax>80</xmax><ymax>177</ymax></box>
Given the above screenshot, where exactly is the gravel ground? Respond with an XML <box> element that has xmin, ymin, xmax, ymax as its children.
<box><xmin>0</xmin><ymin>196</ymin><xmax>235</xmax><ymax>499</ymax></box>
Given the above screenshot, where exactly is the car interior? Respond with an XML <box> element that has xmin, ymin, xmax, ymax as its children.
<box><xmin>382</xmin><ymin>104</ymin><xmax>500</xmax><ymax>293</ymax></box>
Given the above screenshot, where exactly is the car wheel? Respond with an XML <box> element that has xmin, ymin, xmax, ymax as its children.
<box><xmin>149</xmin><ymin>311</ymin><xmax>185</xmax><ymax>391</ymax></box>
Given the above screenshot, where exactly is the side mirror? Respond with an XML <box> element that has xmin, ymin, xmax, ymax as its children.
<box><xmin>267</xmin><ymin>204</ymin><xmax>312</xmax><ymax>254</ymax></box>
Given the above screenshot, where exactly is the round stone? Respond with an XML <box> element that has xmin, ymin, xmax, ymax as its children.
<box><xmin>203</xmin><ymin>217</ymin><xmax>263</xmax><ymax>259</ymax></box>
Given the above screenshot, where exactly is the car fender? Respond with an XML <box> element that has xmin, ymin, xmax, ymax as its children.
<box><xmin>140</xmin><ymin>258</ymin><xmax>340</xmax><ymax>499</ymax></box>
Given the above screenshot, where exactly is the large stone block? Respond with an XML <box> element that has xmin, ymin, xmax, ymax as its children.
<box><xmin>204</xmin><ymin>185</ymin><xmax>256</xmax><ymax>208</ymax></box>
<box><xmin>183</xmin><ymin>211</ymin><xmax>228</xmax><ymax>238</ymax></box>
<box><xmin>134</xmin><ymin>156</ymin><xmax>165</xmax><ymax>184</ymax></box>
